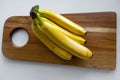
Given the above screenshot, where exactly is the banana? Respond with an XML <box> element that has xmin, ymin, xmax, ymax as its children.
<box><xmin>32</xmin><ymin>19</ymin><xmax>72</xmax><ymax>60</ymax></box>
<box><xmin>37</xmin><ymin>16</ymin><xmax>93</xmax><ymax>59</ymax></box>
<box><xmin>30</xmin><ymin>5</ymin><xmax>93</xmax><ymax>60</ymax></box>
<box><xmin>39</xmin><ymin>9</ymin><xmax>87</xmax><ymax>36</ymax></box>
<box><xmin>42</xmin><ymin>18</ymin><xmax>86</xmax><ymax>45</ymax></box>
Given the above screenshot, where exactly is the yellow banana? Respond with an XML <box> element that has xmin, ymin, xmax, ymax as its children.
<box><xmin>37</xmin><ymin>16</ymin><xmax>93</xmax><ymax>59</ymax></box>
<box><xmin>32</xmin><ymin>19</ymin><xmax>72</xmax><ymax>60</ymax></box>
<box><xmin>39</xmin><ymin>9</ymin><xmax>87</xmax><ymax>36</ymax></box>
<box><xmin>42</xmin><ymin>18</ymin><xmax>86</xmax><ymax>45</ymax></box>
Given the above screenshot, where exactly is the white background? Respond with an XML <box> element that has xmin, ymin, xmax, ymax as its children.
<box><xmin>0</xmin><ymin>0</ymin><xmax>120</xmax><ymax>80</ymax></box>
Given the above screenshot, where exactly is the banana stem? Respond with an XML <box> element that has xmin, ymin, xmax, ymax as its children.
<box><xmin>30</xmin><ymin>5</ymin><xmax>44</xmax><ymax>25</ymax></box>
<box><xmin>32</xmin><ymin>19</ymin><xmax>36</xmax><ymax>26</ymax></box>
<box><xmin>36</xmin><ymin>15</ymin><xmax>44</xmax><ymax>25</ymax></box>
<box><xmin>32</xmin><ymin>19</ymin><xmax>42</xmax><ymax>30</ymax></box>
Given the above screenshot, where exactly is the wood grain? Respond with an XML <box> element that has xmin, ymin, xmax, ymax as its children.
<box><xmin>2</xmin><ymin>12</ymin><xmax>116</xmax><ymax>70</ymax></box>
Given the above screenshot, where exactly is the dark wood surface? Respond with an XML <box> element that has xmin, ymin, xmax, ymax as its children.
<box><xmin>2</xmin><ymin>12</ymin><xmax>116</xmax><ymax>70</ymax></box>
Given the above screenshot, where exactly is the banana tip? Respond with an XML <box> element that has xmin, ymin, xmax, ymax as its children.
<box><xmin>84</xmin><ymin>40</ymin><xmax>87</xmax><ymax>44</ymax></box>
<box><xmin>87</xmin><ymin>50</ymin><xmax>93</xmax><ymax>58</ymax></box>
<box><xmin>84</xmin><ymin>31</ymin><xmax>87</xmax><ymax>36</ymax></box>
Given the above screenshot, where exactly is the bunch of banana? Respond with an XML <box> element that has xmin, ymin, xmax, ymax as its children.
<box><xmin>30</xmin><ymin>5</ymin><xmax>93</xmax><ymax>60</ymax></box>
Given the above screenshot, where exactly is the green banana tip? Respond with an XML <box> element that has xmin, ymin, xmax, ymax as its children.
<box><xmin>30</xmin><ymin>5</ymin><xmax>39</xmax><ymax>19</ymax></box>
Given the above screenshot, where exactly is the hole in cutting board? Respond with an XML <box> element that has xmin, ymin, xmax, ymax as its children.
<box><xmin>10</xmin><ymin>28</ymin><xmax>29</xmax><ymax>47</ymax></box>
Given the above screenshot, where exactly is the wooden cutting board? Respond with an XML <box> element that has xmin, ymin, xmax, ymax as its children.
<box><xmin>2</xmin><ymin>12</ymin><xmax>116</xmax><ymax>70</ymax></box>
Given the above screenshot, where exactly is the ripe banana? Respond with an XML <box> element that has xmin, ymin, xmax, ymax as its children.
<box><xmin>32</xmin><ymin>19</ymin><xmax>72</xmax><ymax>60</ymax></box>
<box><xmin>42</xmin><ymin>18</ymin><xmax>86</xmax><ymax>45</ymax></box>
<box><xmin>39</xmin><ymin>9</ymin><xmax>87</xmax><ymax>36</ymax></box>
<box><xmin>37</xmin><ymin>16</ymin><xmax>93</xmax><ymax>59</ymax></box>
<box><xmin>30</xmin><ymin>5</ymin><xmax>93</xmax><ymax>60</ymax></box>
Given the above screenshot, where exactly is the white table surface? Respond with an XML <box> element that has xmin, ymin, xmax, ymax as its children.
<box><xmin>0</xmin><ymin>0</ymin><xmax>120</xmax><ymax>80</ymax></box>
